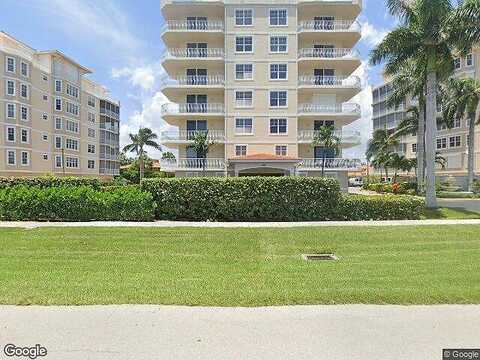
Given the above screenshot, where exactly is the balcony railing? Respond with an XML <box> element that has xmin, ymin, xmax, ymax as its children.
<box><xmin>298</xmin><ymin>103</ymin><xmax>361</xmax><ymax>115</ymax></box>
<box><xmin>166</xmin><ymin>75</ymin><xmax>225</xmax><ymax>86</ymax></box>
<box><xmin>100</xmin><ymin>108</ymin><xmax>120</xmax><ymax>119</ymax></box>
<box><xmin>298</xmin><ymin>158</ymin><xmax>362</xmax><ymax>171</ymax></box>
<box><xmin>297</xmin><ymin>130</ymin><xmax>361</xmax><ymax>144</ymax></box>
<box><xmin>298</xmin><ymin>75</ymin><xmax>361</xmax><ymax>88</ymax></box>
<box><xmin>161</xmin><ymin>158</ymin><xmax>226</xmax><ymax>171</ymax></box>
<box><xmin>298</xmin><ymin>48</ymin><xmax>359</xmax><ymax>59</ymax></box>
<box><xmin>161</xmin><ymin>20</ymin><xmax>224</xmax><ymax>32</ymax></box>
<box><xmin>298</xmin><ymin>20</ymin><xmax>360</xmax><ymax>32</ymax></box>
<box><xmin>161</xmin><ymin>129</ymin><xmax>225</xmax><ymax>142</ymax></box>
<box><xmin>164</xmin><ymin>48</ymin><xmax>225</xmax><ymax>59</ymax></box>
<box><xmin>161</xmin><ymin>103</ymin><xmax>225</xmax><ymax>115</ymax></box>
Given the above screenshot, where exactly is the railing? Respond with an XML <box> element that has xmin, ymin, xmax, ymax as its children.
<box><xmin>161</xmin><ymin>20</ymin><xmax>224</xmax><ymax>32</ymax></box>
<box><xmin>166</xmin><ymin>75</ymin><xmax>225</xmax><ymax>86</ymax></box>
<box><xmin>100</xmin><ymin>123</ymin><xmax>119</xmax><ymax>132</ymax></box>
<box><xmin>297</xmin><ymin>129</ymin><xmax>361</xmax><ymax>144</ymax></box>
<box><xmin>298</xmin><ymin>75</ymin><xmax>361</xmax><ymax>88</ymax></box>
<box><xmin>161</xmin><ymin>103</ymin><xmax>225</xmax><ymax>114</ymax></box>
<box><xmin>100</xmin><ymin>108</ymin><xmax>120</xmax><ymax>119</ymax></box>
<box><xmin>298</xmin><ymin>48</ymin><xmax>359</xmax><ymax>59</ymax></box>
<box><xmin>298</xmin><ymin>158</ymin><xmax>362</xmax><ymax>170</ymax></box>
<box><xmin>161</xmin><ymin>0</ymin><xmax>362</xmax><ymax>7</ymax></box>
<box><xmin>298</xmin><ymin>20</ymin><xmax>360</xmax><ymax>32</ymax></box>
<box><xmin>100</xmin><ymin>167</ymin><xmax>120</xmax><ymax>176</ymax></box>
<box><xmin>161</xmin><ymin>129</ymin><xmax>225</xmax><ymax>142</ymax></box>
<box><xmin>164</xmin><ymin>48</ymin><xmax>225</xmax><ymax>59</ymax></box>
<box><xmin>161</xmin><ymin>158</ymin><xmax>226</xmax><ymax>171</ymax></box>
<box><xmin>298</xmin><ymin>103</ymin><xmax>361</xmax><ymax>114</ymax></box>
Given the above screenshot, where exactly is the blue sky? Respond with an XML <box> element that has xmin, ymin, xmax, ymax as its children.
<box><xmin>1</xmin><ymin>0</ymin><xmax>396</xmax><ymax>159</ymax></box>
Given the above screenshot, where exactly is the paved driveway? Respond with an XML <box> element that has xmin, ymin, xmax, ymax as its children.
<box><xmin>0</xmin><ymin>305</ymin><xmax>478</xmax><ymax>360</ymax></box>
<box><xmin>438</xmin><ymin>198</ymin><xmax>480</xmax><ymax>212</ymax></box>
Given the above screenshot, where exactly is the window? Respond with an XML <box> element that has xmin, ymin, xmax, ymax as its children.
<box><xmin>21</xmin><ymin>106</ymin><xmax>28</xmax><ymax>121</ymax></box>
<box><xmin>6</xmin><ymin>57</ymin><xmax>15</xmax><ymax>73</ymax></box>
<box><xmin>43</xmin><ymin>154</ymin><xmax>48</xmax><ymax>161</ymax></box>
<box><xmin>88</xmin><ymin>144</ymin><xmax>96</xmax><ymax>154</ymax></box>
<box><xmin>42</xmin><ymin>133</ymin><xmax>48</xmax><ymax>141</ymax></box>
<box><xmin>466</xmin><ymin>53</ymin><xmax>474</xmax><ymax>67</ymax></box>
<box><xmin>20</xmin><ymin>83</ymin><xmax>28</xmax><ymax>98</ymax></box>
<box><xmin>21</xmin><ymin>151</ymin><xmax>29</xmax><ymax>166</ymax></box>
<box><xmin>275</xmin><ymin>145</ymin><xmax>287</xmax><ymax>156</ymax></box>
<box><xmin>55</xmin><ymin>80</ymin><xmax>62</xmax><ymax>92</ymax></box>
<box><xmin>270</xmin><ymin>64</ymin><xmax>287</xmax><ymax>80</ymax></box>
<box><xmin>43</xmin><ymin>95</ymin><xmax>48</xmax><ymax>101</ymax></box>
<box><xmin>7</xmin><ymin>150</ymin><xmax>15</xmax><ymax>165</ymax></box>
<box><xmin>235</xmin><ymin>9</ymin><xmax>253</xmax><ymax>26</ymax></box>
<box><xmin>66</xmin><ymin>83</ymin><xmax>79</xmax><ymax>98</ymax></box>
<box><xmin>436</xmin><ymin>137</ymin><xmax>447</xmax><ymax>149</ymax></box>
<box><xmin>235</xmin><ymin>64</ymin><xmax>253</xmax><ymax>80</ymax></box>
<box><xmin>235</xmin><ymin>118</ymin><xmax>253</xmax><ymax>134</ymax></box>
<box><xmin>55</xmin><ymin>155</ymin><xmax>63</xmax><ymax>168</ymax></box>
<box><xmin>269</xmin><ymin>9</ymin><xmax>287</xmax><ymax>26</ymax></box>
<box><xmin>88</xmin><ymin>128</ymin><xmax>96</xmax><ymax>138</ymax></box>
<box><xmin>66</xmin><ymin>120</ymin><xmax>79</xmax><ymax>133</ymax></box>
<box><xmin>55</xmin><ymin>136</ymin><xmax>62</xmax><ymax>149</ymax></box>
<box><xmin>270</xmin><ymin>36</ymin><xmax>287</xmax><ymax>53</ymax></box>
<box><xmin>270</xmin><ymin>91</ymin><xmax>287</xmax><ymax>107</ymax></box>
<box><xmin>88</xmin><ymin>112</ymin><xmax>96</xmax><ymax>123</ymax></box>
<box><xmin>55</xmin><ymin>98</ymin><xmax>62</xmax><ymax>111</ymax></box>
<box><xmin>436</xmin><ymin>119</ymin><xmax>447</xmax><ymax>131</ymax></box>
<box><xmin>6</xmin><ymin>80</ymin><xmax>15</xmax><ymax>96</ymax></box>
<box><xmin>88</xmin><ymin>160</ymin><xmax>95</xmax><ymax>169</ymax></box>
<box><xmin>66</xmin><ymin>138</ymin><xmax>79</xmax><ymax>150</ymax></box>
<box><xmin>235</xmin><ymin>145</ymin><xmax>247</xmax><ymax>156</ymax></box>
<box><xmin>88</xmin><ymin>96</ymin><xmax>96</xmax><ymax>107</ymax></box>
<box><xmin>236</xmin><ymin>36</ymin><xmax>253</xmax><ymax>53</ymax></box>
<box><xmin>21</xmin><ymin>129</ymin><xmax>29</xmax><ymax>143</ymax></box>
<box><xmin>412</xmin><ymin>143</ymin><xmax>417</xmax><ymax>153</ymax></box>
<box><xmin>6</xmin><ymin>127</ymin><xmax>15</xmax><ymax>142</ymax></box>
<box><xmin>66</xmin><ymin>157</ymin><xmax>79</xmax><ymax>168</ymax></box>
<box><xmin>449</xmin><ymin>135</ymin><xmax>461</xmax><ymax>148</ymax></box>
<box><xmin>270</xmin><ymin>118</ymin><xmax>287</xmax><ymax>134</ymax></box>
<box><xmin>453</xmin><ymin>117</ymin><xmax>461</xmax><ymax>128</ymax></box>
<box><xmin>453</xmin><ymin>58</ymin><xmax>461</xmax><ymax>70</ymax></box>
<box><xmin>21</xmin><ymin>62</ymin><xmax>28</xmax><ymax>77</ymax></box>
<box><xmin>55</xmin><ymin>117</ymin><xmax>63</xmax><ymax>130</ymax></box>
<box><xmin>43</xmin><ymin>113</ymin><xmax>48</xmax><ymax>121</ymax></box>
<box><xmin>235</xmin><ymin>91</ymin><xmax>253</xmax><ymax>107</ymax></box>
<box><xmin>6</xmin><ymin>103</ymin><xmax>16</xmax><ymax>119</ymax></box>
<box><xmin>66</xmin><ymin>102</ymin><xmax>79</xmax><ymax>116</ymax></box>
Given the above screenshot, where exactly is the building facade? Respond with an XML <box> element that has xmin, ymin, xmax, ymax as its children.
<box><xmin>0</xmin><ymin>32</ymin><xmax>120</xmax><ymax>178</ymax></box>
<box><xmin>371</xmin><ymin>48</ymin><xmax>480</xmax><ymax>188</ymax></box>
<box><xmin>159</xmin><ymin>0</ymin><xmax>363</xmax><ymax>188</ymax></box>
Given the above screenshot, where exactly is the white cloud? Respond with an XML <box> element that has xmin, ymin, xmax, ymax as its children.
<box><xmin>360</xmin><ymin>21</ymin><xmax>389</xmax><ymax>47</ymax></box>
<box><xmin>112</xmin><ymin>63</ymin><xmax>166</xmax><ymax>92</ymax></box>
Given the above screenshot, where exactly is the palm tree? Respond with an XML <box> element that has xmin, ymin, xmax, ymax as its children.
<box><xmin>191</xmin><ymin>130</ymin><xmax>216</xmax><ymax>175</ymax></box>
<box><xmin>442</xmin><ymin>78</ymin><xmax>480</xmax><ymax>191</ymax></box>
<box><xmin>366</xmin><ymin>129</ymin><xmax>399</xmax><ymax>180</ymax></box>
<box><xmin>312</xmin><ymin>125</ymin><xmax>340</xmax><ymax>177</ymax></box>
<box><xmin>123</xmin><ymin>128</ymin><xmax>161</xmax><ymax>181</ymax></box>
<box><xmin>161</xmin><ymin>151</ymin><xmax>176</xmax><ymax>160</ymax></box>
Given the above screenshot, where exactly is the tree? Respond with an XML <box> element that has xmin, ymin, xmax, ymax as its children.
<box><xmin>366</xmin><ymin>129</ymin><xmax>399</xmax><ymax>180</ymax></box>
<box><xmin>123</xmin><ymin>128</ymin><xmax>161</xmax><ymax>181</ymax></box>
<box><xmin>312</xmin><ymin>125</ymin><xmax>340</xmax><ymax>177</ymax></box>
<box><xmin>442</xmin><ymin>78</ymin><xmax>480</xmax><ymax>191</ymax></box>
<box><xmin>388</xmin><ymin>153</ymin><xmax>412</xmax><ymax>183</ymax></box>
<box><xmin>161</xmin><ymin>151</ymin><xmax>176</xmax><ymax>160</ymax></box>
<box><xmin>191</xmin><ymin>130</ymin><xmax>216</xmax><ymax>175</ymax></box>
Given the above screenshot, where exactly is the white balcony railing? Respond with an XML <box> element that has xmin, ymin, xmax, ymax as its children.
<box><xmin>164</xmin><ymin>48</ymin><xmax>225</xmax><ymax>59</ymax></box>
<box><xmin>161</xmin><ymin>103</ymin><xmax>225</xmax><ymax>115</ymax></box>
<box><xmin>297</xmin><ymin>130</ymin><xmax>361</xmax><ymax>144</ymax></box>
<box><xmin>298</xmin><ymin>75</ymin><xmax>361</xmax><ymax>88</ymax></box>
<box><xmin>298</xmin><ymin>158</ymin><xmax>362</xmax><ymax>171</ymax></box>
<box><xmin>161</xmin><ymin>130</ymin><xmax>225</xmax><ymax>142</ymax></box>
<box><xmin>166</xmin><ymin>75</ymin><xmax>225</xmax><ymax>86</ymax></box>
<box><xmin>298</xmin><ymin>48</ymin><xmax>359</xmax><ymax>59</ymax></box>
<box><xmin>161</xmin><ymin>158</ymin><xmax>226</xmax><ymax>171</ymax></box>
<box><xmin>162</xmin><ymin>20</ymin><xmax>224</xmax><ymax>32</ymax></box>
<box><xmin>298</xmin><ymin>20</ymin><xmax>360</xmax><ymax>32</ymax></box>
<box><xmin>298</xmin><ymin>103</ymin><xmax>361</xmax><ymax>115</ymax></box>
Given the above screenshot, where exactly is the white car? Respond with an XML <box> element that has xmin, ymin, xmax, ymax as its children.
<box><xmin>348</xmin><ymin>177</ymin><xmax>363</xmax><ymax>187</ymax></box>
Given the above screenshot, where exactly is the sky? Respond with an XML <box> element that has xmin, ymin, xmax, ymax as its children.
<box><xmin>1</xmin><ymin>0</ymin><xmax>397</xmax><ymax>159</ymax></box>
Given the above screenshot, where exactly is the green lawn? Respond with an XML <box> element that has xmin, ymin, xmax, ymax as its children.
<box><xmin>1</xmin><ymin>226</ymin><xmax>479</xmax><ymax>306</ymax></box>
<box><xmin>423</xmin><ymin>207</ymin><xmax>480</xmax><ymax>219</ymax></box>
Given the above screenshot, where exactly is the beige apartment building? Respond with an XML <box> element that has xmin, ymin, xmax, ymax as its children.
<box><xmin>159</xmin><ymin>0</ymin><xmax>363</xmax><ymax>188</ymax></box>
<box><xmin>0</xmin><ymin>32</ymin><xmax>120</xmax><ymax>178</ymax></box>
<box><xmin>372</xmin><ymin>47</ymin><xmax>480</xmax><ymax>189</ymax></box>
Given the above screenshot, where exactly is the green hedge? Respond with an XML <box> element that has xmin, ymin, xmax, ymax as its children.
<box><xmin>363</xmin><ymin>182</ymin><xmax>417</xmax><ymax>195</ymax></box>
<box><xmin>0</xmin><ymin>186</ymin><xmax>155</xmax><ymax>221</ymax></box>
<box><xmin>142</xmin><ymin>177</ymin><xmax>341</xmax><ymax>221</ymax></box>
<box><xmin>338</xmin><ymin>194</ymin><xmax>425</xmax><ymax>220</ymax></box>
<box><xmin>0</xmin><ymin>176</ymin><xmax>103</xmax><ymax>190</ymax></box>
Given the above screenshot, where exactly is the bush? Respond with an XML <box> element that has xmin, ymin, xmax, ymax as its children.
<box><xmin>0</xmin><ymin>176</ymin><xmax>103</xmax><ymax>190</ymax></box>
<box><xmin>142</xmin><ymin>177</ymin><xmax>341</xmax><ymax>221</ymax></box>
<box><xmin>364</xmin><ymin>182</ymin><xmax>417</xmax><ymax>195</ymax></box>
<box><xmin>0</xmin><ymin>186</ymin><xmax>155</xmax><ymax>221</ymax></box>
<box><xmin>338</xmin><ymin>195</ymin><xmax>424</xmax><ymax>220</ymax></box>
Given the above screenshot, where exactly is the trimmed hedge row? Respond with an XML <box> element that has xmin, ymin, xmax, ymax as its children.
<box><xmin>0</xmin><ymin>186</ymin><xmax>155</xmax><ymax>221</ymax></box>
<box><xmin>142</xmin><ymin>177</ymin><xmax>341</xmax><ymax>221</ymax></box>
<box><xmin>0</xmin><ymin>176</ymin><xmax>102</xmax><ymax>189</ymax></box>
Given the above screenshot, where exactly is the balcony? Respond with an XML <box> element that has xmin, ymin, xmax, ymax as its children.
<box><xmin>298</xmin><ymin>48</ymin><xmax>360</xmax><ymax>74</ymax></box>
<box><xmin>298</xmin><ymin>103</ymin><xmax>361</xmax><ymax>118</ymax></box>
<box><xmin>162</xmin><ymin>75</ymin><xmax>225</xmax><ymax>97</ymax></box>
<box><xmin>161</xmin><ymin>158</ymin><xmax>226</xmax><ymax>172</ymax></box>
<box><xmin>298</xmin><ymin>158</ymin><xmax>362</xmax><ymax>171</ymax></box>
<box><xmin>298</xmin><ymin>75</ymin><xmax>361</xmax><ymax>88</ymax></box>
<box><xmin>100</xmin><ymin>108</ymin><xmax>120</xmax><ymax>120</ymax></box>
<box><xmin>298</xmin><ymin>48</ymin><xmax>359</xmax><ymax>59</ymax></box>
<box><xmin>297</xmin><ymin>129</ymin><xmax>361</xmax><ymax>146</ymax></box>
<box><xmin>161</xmin><ymin>20</ymin><xmax>224</xmax><ymax>33</ymax></box>
<box><xmin>161</xmin><ymin>103</ymin><xmax>225</xmax><ymax>118</ymax></box>
<box><xmin>298</xmin><ymin>20</ymin><xmax>360</xmax><ymax>32</ymax></box>
<box><xmin>163</xmin><ymin>48</ymin><xmax>224</xmax><ymax>60</ymax></box>
<box><xmin>161</xmin><ymin>129</ymin><xmax>226</xmax><ymax>144</ymax></box>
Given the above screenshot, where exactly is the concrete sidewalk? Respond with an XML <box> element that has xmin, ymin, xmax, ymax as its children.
<box><xmin>0</xmin><ymin>305</ymin><xmax>477</xmax><ymax>360</ymax></box>
<box><xmin>1</xmin><ymin>219</ymin><xmax>480</xmax><ymax>228</ymax></box>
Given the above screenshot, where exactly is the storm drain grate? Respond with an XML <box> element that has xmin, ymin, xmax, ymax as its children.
<box><xmin>302</xmin><ymin>254</ymin><xmax>338</xmax><ymax>261</ymax></box>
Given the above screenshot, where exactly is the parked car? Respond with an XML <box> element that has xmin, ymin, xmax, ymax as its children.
<box><xmin>348</xmin><ymin>177</ymin><xmax>363</xmax><ymax>187</ymax></box>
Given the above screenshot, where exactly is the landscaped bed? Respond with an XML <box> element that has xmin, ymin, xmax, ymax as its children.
<box><xmin>1</xmin><ymin>226</ymin><xmax>479</xmax><ymax>306</ymax></box>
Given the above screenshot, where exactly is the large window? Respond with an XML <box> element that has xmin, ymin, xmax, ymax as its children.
<box><xmin>66</xmin><ymin>102</ymin><xmax>79</xmax><ymax>116</ymax></box>
<box><xmin>88</xmin><ymin>144</ymin><xmax>96</xmax><ymax>154</ymax></box>
<box><xmin>270</xmin><ymin>36</ymin><xmax>287</xmax><ymax>53</ymax></box>
<box><xmin>55</xmin><ymin>117</ymin><xmax>63</xmax><ymax>130</ymax></box>
<box><xmin>6</xmin><ymin>127</ymin><xmax>15</xmax><ymax>142</ymax></box>
<box><xmin>21</xmin><ymin>62</ymin><xmax>29</xmax><ymax>77</ymax></box>
<box><xmin>20</xmin><ymin>83</ymin><xmax>28</xmax><ymax>98</ymax></box>
<box><xmin>66</xmin><ymin>138</ymin><xmax>79</xmax><ymax>151</ymax></box>
<box><xmin>270</xmin><ymin>118</ymin><xmax>287</xmax><ymax>134</ymax></box>
<box><xmin>55</xmin><ymin>98</ymin><xmax>62</xmax><ymax>111</ymax></box>
<box><xmin>21</xmin><ymin>151</ymin><xmax>29</xmax><ymax>166</ymax></box>
<box><xmin>88</xmin><ymin>160</ymin><xmax>95</xmax><ymax>169</ymax></box>
<box><xmin>269</xmin><ymin>91</ymin><xmax>287</xmax><ymax>107</ymax></box>
<box><xmin>269</xmin><ymin>9</ymin><xmax>287</xmax><ymax>26</ymax></box>
<box><xmin>6</xmin><ymin>57</ymin><xmax>15</xmax><ymax>73</ymax></box>
<box><xmin>466</xmin><ymin>53</ymin><xmax>474</xmax><ymax>67</ymax></box>
<box><xmin>6</xmin><ymin>103</ymin><xmax>16</xmax><ymax>119</ymax></box>
<box><xmin>436</xmin><ymin>137</ymin><xmax>447</xmax><ymax>149</ymax></box>
<box><xmin>235</xmin><ymin>118</ymin><xmax>253</xmax><ymax>134</ymax></box>
<box><xmin>55</xmin><ymin>136</ymin><xmax>62</xmax><ymax>149</ymax></box>
<box><xmin>235</xmin><ymin>91</ymin><xmax>253</xmax><ymax>107</ymax></box>
<box><xmin>236</xmin><ymin>36</ymin><xmax>253</xmax><ymax>52</ymax></box>
<box><xmin>270</xmin><ymin>64</ymin><xmax>287</xmax><ymax>80</ymax></box>
<box><xmin>235</xmin><ymin>9</ymin><xmax>253</xmax><ymax>26</ymax></box>
<box><xmin>21</xmin><ymin>106</ymin><xmax>28</xmax><ymax>121</ymax></box>
<box><xmin>55</xmin><ymin>155</ymin><xmax>63</xmax><ymax>168</ymax></box>
<box><xmin>7</xmin><ymin>150</ymin><xmax>16</xmax><ymax>165</ymax></box>
<box><xmin>6</xmin><ymin>80</ymin><xmax>15</xmax><ymax>96</ymax></box>
<box><xmin>21</xmin><ymin>129</ymin><xmax>29</xmax><ymax>143</ymax></box>
<box><xmin>449</xmin><ymin>135</ymin><xmax>461</xmax><ymax>148</ymax></box>
<box><xmin>66</xmin><ymin>157</ymin><xmax>79</xmax><ymax>168</ymax></box>
<box><xmin>66</xmin><ymin>120</ymin><xmax>79</xmax><ymax>133</ymax></box>
<box><xmin>235</xmin><ymin>64</ymin><xmax>253</xmax><ymax>80</ymax></box>
<box><xmin>66</xmin><ymin>83</ymin><xmax>79</xmax><ymax>98</ymax></box>
<box><xmin>55</xmin><ymin>80</ymin><xmax>62</xmax><ymax>93</ymax></box>
<box><xmin>235</xmin><ymin>145</ymin><xmax>247</xmax><ymax>156</ymax></box>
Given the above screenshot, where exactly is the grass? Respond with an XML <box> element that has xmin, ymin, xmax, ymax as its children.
<box><xmin>422</xmin><ymin>207</ymin><xmax>480</xmax><ymax>219</ymax></box>
<box><xmin>0</xmin><ymin>226</ymin><xmax>480</xmax><ymax>306</ymax></box>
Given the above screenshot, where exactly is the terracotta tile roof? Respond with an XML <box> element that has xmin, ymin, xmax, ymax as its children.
<box><xmin>229</xmin><ymin>153</ymin><xmax>300</xmax><ymax>161</ymax></box>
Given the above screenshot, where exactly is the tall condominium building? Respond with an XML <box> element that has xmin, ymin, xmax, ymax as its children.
<box><xmin>0</xmin><ymin>32</ymin><xmax>120</xmax><ymax>178</ymax></box>
<box><xmin>159</xmin><ymin>0</ymin><xmax>363</xmax><ymax>189</ymax></box>
<box><xmin>371</xmin><ymin>48</ymin><xmax>479</xmax><ymax>188</ymax></box>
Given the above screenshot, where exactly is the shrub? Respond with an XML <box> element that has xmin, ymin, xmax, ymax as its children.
<box><xmin>0</xmin><ymin>176</ymin><xmax>103</xmax><ymax>190</ymax></box>
<box><xmin>338</xmin><ymin>195</ymin><xmax>424</xmax><ymax>221</ymax></box>
<box><xmin>0</xmin><ymin>186</ymin><xmax>155</xmax><ymax>221</ymax></box>
<box><xmin>142</xmin><ymin>177</ymin><xmax>341</xmax><ymax>221</ymax></box>
<box><xmin>364</xmin><ymin>182</ymin><xmax>417</xmax><ymax>195</ymax></box>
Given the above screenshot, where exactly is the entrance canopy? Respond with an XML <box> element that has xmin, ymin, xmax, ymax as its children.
<box><xmin>228</xmin><ymin>153</ymin><xmax>301</xmax><ymax>176</ymax></box>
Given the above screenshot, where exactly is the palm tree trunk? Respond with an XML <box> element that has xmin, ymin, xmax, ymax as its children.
<box><xmin>468</xmin><ymin>113</ymin><xmax>476</xmax><ymax>192</ymax></box>
<box><xmin>139</xmin><ymin>150</ymin><xmax>144</xmax><ymax>182</ymax></box>
<box><xmin>321</xmin><ymin>154</ymin><xmax>326</xmax><ymax>177</ymax></box>
<box><xmin>385</xmin><ymin>167</ymin><xmax>389</xmax><ymax>181</ymax></box>
<box><xmin>425</xmin><ymin>72</ymin><xmax>438</xmax><ymax>208</ymax></box>
<box><xmin>417</xmin><ymin>101</ymin><xmax>425</xmax><ymax>193</ymax></box>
